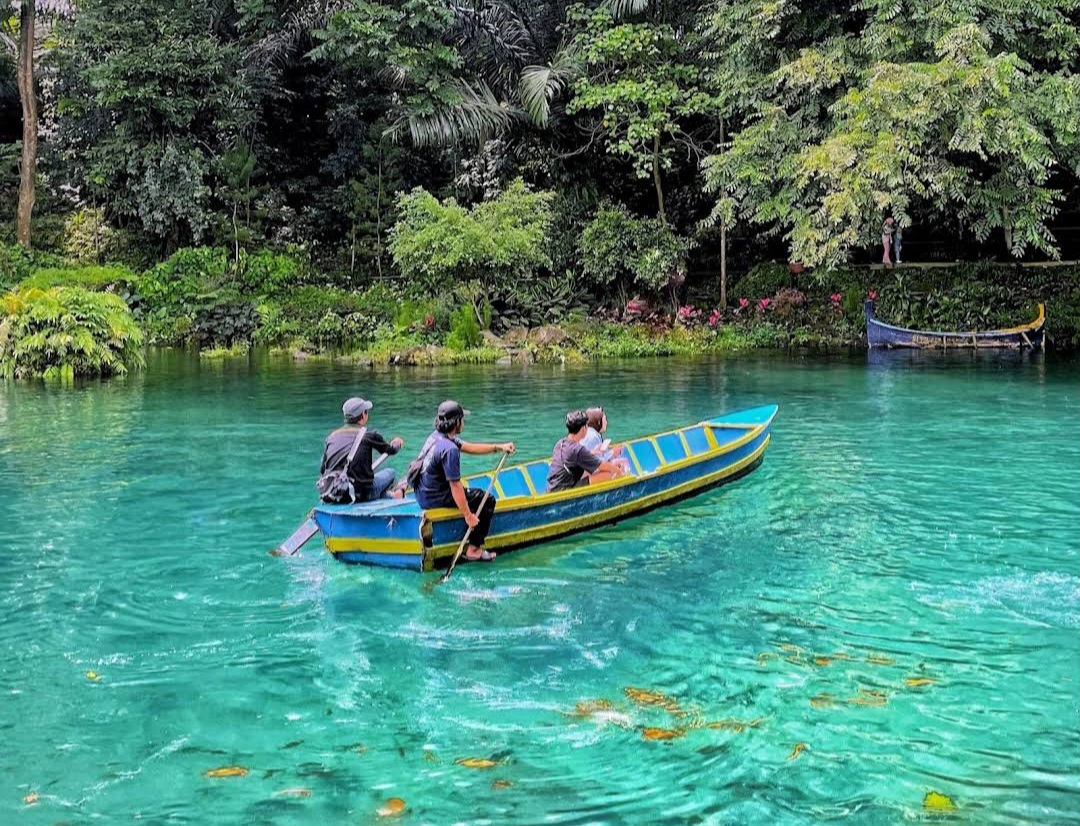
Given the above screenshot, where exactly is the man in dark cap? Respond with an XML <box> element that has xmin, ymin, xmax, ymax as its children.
<box><xmin>320</xmin><ymin>397</ymin><xmax>405</xmax><ymax>501</ymax></box>
<box><xmin>546</xmin><ymin>409</ymin><xmax>628</xmax><ymax>492</ymax></box>
<box><xmin>413</xmin><ymin>400</ymin><xmax>515</xmax><ymax>562</ymax></box>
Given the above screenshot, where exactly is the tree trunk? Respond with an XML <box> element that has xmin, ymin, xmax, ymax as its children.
<box><xmin>718</xmin><ymin>120</ymin><xmax>727</xmax><ymax>310</ymax></box>
<box><xmin>375</xmin><ymin>154</ymin><xmax>383</xmax><ymax>278</ymax></box>
<box><xmin>232</xmin><ymin>200</ymin><xmax>240</xmax><ymax>264</ymax></box>
<box><xmin>720</xmin><ymin>216</ymin><xmax>727</xmax><ymax>310</ymax></box>
<box><xmin>16</xmin><ymin>0</ymin><xmax>38</xmax><ymax>248</ymax></box>
<box><xmin>651</xmin><ymin>134</ymin><xmax>667</xmax><ymax>227</ymax></box>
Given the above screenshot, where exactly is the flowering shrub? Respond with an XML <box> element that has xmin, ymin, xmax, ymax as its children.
<box><xmin>676</xmin><ymin>304</ymin><xmax>703</xmax><ymax>325</ymax></box>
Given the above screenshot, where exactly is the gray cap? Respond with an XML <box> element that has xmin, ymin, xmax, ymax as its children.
<box><xmin>342</xmin><ymin>397</ymin><xmax>373</xmax><ymax>421</ymax></box>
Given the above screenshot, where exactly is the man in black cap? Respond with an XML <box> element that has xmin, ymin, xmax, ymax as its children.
<box><xmin>320</xmin><ymin>397</ymin><xmax>405</xmax><ymax>501</ymax></box>
<box><xmin>413</xmin><ymin>400</ymin><xmax>515</xmax><ymax>562</ymax></box>
<box><xmin>546</xmin><ymin>409</ymin><xmax>627</xmax><ymax>492</ymax></box>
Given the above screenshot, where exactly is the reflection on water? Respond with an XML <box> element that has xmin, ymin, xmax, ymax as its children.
<box><xmin>1</xmin><ymin>350</ymin><xmax>1077</xmax><ymax>825</ymax></box>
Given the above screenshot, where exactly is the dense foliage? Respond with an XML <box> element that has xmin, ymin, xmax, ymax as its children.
<box><xmin>1</xmin><ymin>0</ymin><xmax>1078</xmax><ymax>369</ymax></box>
<box><xmin>0</xmin><ymin>285</ymin><xmax>144</xmax><ymax>378</ymax></box>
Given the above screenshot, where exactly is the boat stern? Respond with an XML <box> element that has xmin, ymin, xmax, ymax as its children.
<box><xmin>311</xmin><ymin>501</ymin><xmax>427</xmax><ymax>570</ymax></box>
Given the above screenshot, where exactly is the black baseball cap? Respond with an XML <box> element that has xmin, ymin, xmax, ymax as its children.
<box><xmin>436</xmin><ymin>400</ymin><xmax>471</xmax><ymax>419</ymax></box>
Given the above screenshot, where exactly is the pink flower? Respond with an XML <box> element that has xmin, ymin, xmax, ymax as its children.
<box><xmin>867</xmin><ymin>291</ymin><xmax>878</xmax><ymax>300</ymax></box>
<box><xmin>830</xmin><ymin>293</ymin><xmax>842</xmax><ymax>304</ymax></box>
<box><xmin>738</xmin><ymin>298</ymin><xmax>749</xmax><ymax>308</ymax></box>
<box><xmin>424</xmin><ymin>315</ymin><xmax>435</xmax><ymax>328</ymax></box>
<box><xmin>708</xmin><ymin>309</ymin><xmax>722</xmax><ymax>327</ymax></box>
<box><xmin>757</xmin><ymin>298</ymin><xmax>771</xmax><ymax>311</ymax></box>
<box><xmin>678</xmin><ymin>305</ymin><xmax>693</xmax><ymax>318</ymax></box>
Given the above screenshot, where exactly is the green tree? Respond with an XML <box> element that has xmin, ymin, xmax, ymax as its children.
<box><xmin>703</xmin><ymin>0</ymin><xmax>1080</xmax><ymax>266</ymax></box>
<box><xmin>56</xmin><ymin>0</ymin><xmax>253</xmax><ymax>246</ymax></box>
<box><xmin>566</xmin><ymin>5</ymin><xmax>716</xmax><ymax>226</ymax></box>
<box><xmin>579</xmin><ymin>202</ymin><xmax>689</xmax><ymax>305</ymax></box>
<box><xmin>389</xmin><ymin>178</ymin><xmax>553</xmax><ymax>304</ymax></box>
<box><xmin>219</xmin><ymin>144</ymin><xmax>261</xmax><ymax>265</ymax></box>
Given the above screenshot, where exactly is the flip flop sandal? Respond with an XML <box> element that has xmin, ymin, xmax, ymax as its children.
<box><xmin>465</xmin><ymin>548</ymin><xmax>497</xmax><ymax>562</ymax></box>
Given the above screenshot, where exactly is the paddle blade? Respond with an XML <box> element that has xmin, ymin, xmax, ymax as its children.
<box><xmin>272</xmin><ymin>517</ymin><xmax>320</xmax><ymax>557</ymax></box>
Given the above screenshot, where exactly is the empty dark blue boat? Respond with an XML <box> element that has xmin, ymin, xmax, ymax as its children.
<box><xmin>865</xmin><ymin>300</ymin><xmax>1045</xmax><ymax>350</ymax></box>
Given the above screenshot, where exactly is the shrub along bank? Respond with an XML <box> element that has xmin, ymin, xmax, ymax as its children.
<box><xmin>1</xmin><ymin>243</ymin><xmax>1078</xmax><ymax>378</ymax></box>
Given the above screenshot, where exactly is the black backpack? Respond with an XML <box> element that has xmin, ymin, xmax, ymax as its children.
<box><xmin>315</xmin><ymin>427</ymin><xmax>366</xmax><ymax>504</ymax></box>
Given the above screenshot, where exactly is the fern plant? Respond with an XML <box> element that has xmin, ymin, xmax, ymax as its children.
<box><xmin>0</xmin><ymin>287</ymin><xmax>145</xmax><ymax>379</ymax></box>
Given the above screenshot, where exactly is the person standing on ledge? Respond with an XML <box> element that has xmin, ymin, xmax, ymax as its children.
<box><xmin>320</xmin><ymin>397</ymin><xmax>404</xmax><ymax>501</ymax></box>
<box><xmin>414</xmin><ymin>400</ymin><xmax>515</xmax><ymax>562</ymax></box>
<box><xmin>882</xmin><ymin>216</ymin><xmax>896</xmax><ymax>266</ymax></box>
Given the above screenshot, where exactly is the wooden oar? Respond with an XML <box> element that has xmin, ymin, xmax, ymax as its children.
<box><xmin>271</xmin><ymin>452</ymin><xmax>394</xmax><ymax>557</ymax></box>
<box><xmin>439</xmin><ymin>451</ymin><xmax>509</xmax><ymax>583</ymax></box>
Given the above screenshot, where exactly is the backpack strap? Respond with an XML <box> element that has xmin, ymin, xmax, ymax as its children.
<box><xmin>341</xmin><ymin>426</ymin><xmax>367</xmax><ymax>470</ymax></box>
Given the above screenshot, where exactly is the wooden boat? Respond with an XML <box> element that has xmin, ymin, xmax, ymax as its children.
<box><xmin>864</xmin><ymin>300</ymin><xmax>1045</xmax><ymax>350</ymax></box>
<box><xmin>308</xmin><ymin>405</ymin><xmax>777</xmax><ymax>571</ymax></box>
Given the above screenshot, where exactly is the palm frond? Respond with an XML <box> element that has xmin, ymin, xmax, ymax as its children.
<box><xmin>603</xmin><ymin>0</ymin><xmax>650</xmax><ymax>20</ymax></box>
<box><xmin>451</xmin><ymin>1</ymin><xmax>541</xmax><ymax>97</ymax></box>
<box><xmin>518</xmin><ymin>45</ymin><xmax>581</xmax><ymax>128</ymax></box>
<box><xmin>385</xmin><ymin>81</ymin><xmax>513</xmax><ymax>148</ymax></box>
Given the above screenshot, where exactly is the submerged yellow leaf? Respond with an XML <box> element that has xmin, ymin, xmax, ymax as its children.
<box><xmin>923</xmin><ymin>791</ymin><xmax>957</xmax><ymax>811</ymax></box>
<box><xmin>787</xmin><ymin>742</ymin><xmax>808</xmax><ymax>761</ymax></box>
<box><xmin>273</xmin><ymin>787</ymin><xmax>311</xmax><ymax>798</ymax></box>
<box><xmin>455</xmin><ymin>757</ymin><xmax>498</xmax><ymax>769</ymax></box>
<box><xmin>86</xmin><ymin>670</ymin><xmax>101</xmax><ymax>682</ymax></box>
<box><xmin>566</xmin><ymin>699</ymin><xmax>613</xmax><ymax>717</ymax></box>
<box><xmin>905</xmin><ymin>677</ymin><xmax>937</xmax><ymax>687</ymax></box>
<box><xmin>813</xmin><ymin>656</ymin><xmax>832</xmax><ymax>666</ymax></box>
<box><xmin>624</xmin><ymin>686</ymin><xmax>669</xmax><ymax>705</ymax></box>
<box><xmin>377</xmin><ymin>797</ymin><xmax>407</xmax><ymax>817</ymax></box>
<box><xmin>866</xmin><ymin>654</ymin><xmax>895</xmax><ymax>666</ymax></box>
<box><xmin>641</xmin><ymin>726</ymin><xmax>684</xmax><ymax>741</ymax></box>
<box><xmin>202</xmin><ymin>765</ymin><xmax>249</xmax><ymax>778</ymax></box>
<box><xmin>809</xmin><ymin>693</ymin><xmax>835</xmax><ymax>708</ymax></box>
<box><xmin>491</xmin><ymin>779</ymin><xmax>513</xmax><ymax>790</ymax></box>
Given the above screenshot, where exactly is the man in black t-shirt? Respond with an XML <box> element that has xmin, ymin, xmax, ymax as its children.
<box><xmin>320</xmin><ymin>397</ymin><xmax>404</xmax><ymax>501</ymax></box>
<box><xmin>546</xmin><ymin>410</ymin><xmax>628</xmax><ymax>492</ymax></box>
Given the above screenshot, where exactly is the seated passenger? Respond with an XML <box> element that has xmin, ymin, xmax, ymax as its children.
<box><xmin>581</xmin><ymin>406</ymin><xmax>626</xmax><ymax>464</ymax></box>
<box><xmin>320</xmin><ymin>397</ymin><xmax>404</xmax><ymax>501</ymax></box>
<box><xmin>546</xmin><ymin>410</ymin><xmax>628</xmax><ymax>492</ymax></box>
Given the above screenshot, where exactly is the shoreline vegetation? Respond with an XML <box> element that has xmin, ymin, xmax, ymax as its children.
<box><xmin>3</xmin><ymin>243</ymin><xmax>1077</xmax><ymax>378</ymax></box>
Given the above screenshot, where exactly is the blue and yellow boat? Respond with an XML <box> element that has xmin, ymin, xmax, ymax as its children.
<box><xmin>308</xmin><ymin>404</ymin><xmax>777</xmax><ymax>571</ymax></box>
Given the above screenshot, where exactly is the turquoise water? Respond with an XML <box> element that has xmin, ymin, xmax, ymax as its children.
<box><xmin>1</xmin><ymin>350</ymin><xmax>1077</xmax><ymax>825</ymax></box>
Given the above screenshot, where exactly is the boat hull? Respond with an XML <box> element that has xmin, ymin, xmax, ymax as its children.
<box><xmin>311</xmin><ymin>405</ymin><xmax>777</xmax><ymax>571</ymax></box>
<box><xmin>864</xmin><ymin>300</ymin><xmax>1045</xmax><ymax>349</ymax></box>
